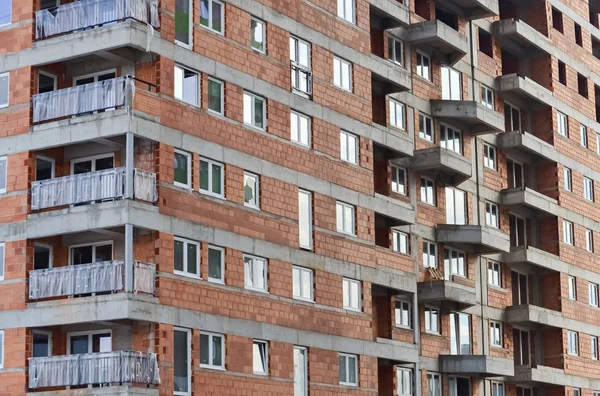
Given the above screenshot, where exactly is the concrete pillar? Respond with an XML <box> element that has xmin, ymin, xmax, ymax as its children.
<box><xmin>125</xmin><ymin>223</ymin><xmax>134</xmax><ymax>292</ymax></box>
<box><xmin>125</xmin><ymin>132</ymin><xmax>134</xmax><ymax>199</ymax></box>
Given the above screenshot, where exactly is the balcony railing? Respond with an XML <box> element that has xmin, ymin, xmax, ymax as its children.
<box><xmin>30</xmin><ymin>167</ymin><xmax>157</xmax><ymax>210</ymax></box>
<box><xmin>291</xmin><ymin>61</ymin><xmax>312</xmax><ymax>97</ymax></box>
<box><xmin>29</xmin><ymin>351</ymin><xmax>160</xmax><ymax>389</ymax></box>
<box><xmin>28</xmin><ymin>260</ymin><xmax>156</xmax><ymax>299</ymax></box>
<box><xmin>35</xmin><ymin>0</ymin><xmax>160</xmax><ymax>40</ymax></box>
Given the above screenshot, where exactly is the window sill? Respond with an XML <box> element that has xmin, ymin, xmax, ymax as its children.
<box><xmin>200</xmin><ymin>190</ymin><xmax>225</xmax><ymax>200</ymax></box>
<box><xmin>174</xmin><ymin>182</ymin><xmax>192</xmax><ymax>190</ymax></box>
<box><xmin>244</xmin><ymin>203</ymin><xmax>261</xmax><ymax>211</ymax></box>
<box><xmin>487</xmin><ymin>284</ymin><xmax>506</xmax><ymax>293</ymax></box>
<box><xmin>174</xmin><ymin>40</ymin><xmax>192</xmax><ymax>50</ymax></box>
<box><xmin>173</xmin><ymin>271</ymin><xmax>201</xmax><ymax>280</ymax></box>
<box><xmin>199</xmin><ymin>24</ymin><xmax>224</xmax><ymax>36</ymax></box>
<box><xmin>245</xmin><ymin>286</ymin><xmax>269</xmax><ymax>294</ymax></box>
<box><xmin>199</xmin><ymin>365</ymin><xmax>226</xmax><ymax>371</ymax></box>
<box><xmin>395</xmin><ymin>324</ymin><xmax>412</xmax><ymax>331</ymax></box>
<box><xmin>339</xmin><ymin>382</ymin><xmax>359</xmax><ymax>387</ymax></box>
<box><xmin>343</xmin><ymin>306</ymin><xmax>362</xmax><ymax>313</ymax></box>
<box><xmin>425</xmin><ymin>331</ymin><xmax>441</xmax><ymax>336</ymax></box>
<box><xmin>293</xmin><ymin>296</ymin><xmax>315</xmax><ymax>304</ymax></box>
<box><xmin>419</xmin><ymin>200</ymin><xmax>436</xmax><ymax>207</ymax></box>
<box><xmin>208</xmin><ymin>278</ymin><xmax>225</xmax><ymax>285</ymax></box>
<box><xmin>243</xmin><ymin>122</ymin><xmax>266</xmax><ymax>132</ymax></box>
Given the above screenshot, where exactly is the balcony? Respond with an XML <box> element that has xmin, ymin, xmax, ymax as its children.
<box><xmin>35</xmin><ymin>0</ymin><xmax>159</xmax><ymax>40</ymax></box>
<box><xmin>368</xmin><ymin>0</ymin><xmax>410</xmax><ymax>29</ymax></box>
<box><xmin>514</xmin><ymin>365</ymin><xmax>600</xmax><ymax>389</ymax></box>
<box><xmin>28</xmin><ymin>351</ymin><xmax>160</xmax><ymax>389</ymax></box>
<box><xmin>503</xmin><ymin>245</ymin><xmax>565</xmax><ymax>273</ymax></box>
<box><xmin>29</xmin><ymin>260</ymin><xmax>156</xmax><ymax>300</ymax></box>
<box><xmin>492</xmin><ymin>19</ymin><xmax>550</xmax><ymax>57</ymax></box>
<box><xmin>430</xmin><ymin>100</ymin><xmax>504</xmax><ymax>135</ymax></box>
<box><xmin>405</xmin><ymin>20</ymin><xmax>468</xmax><ymax>65</ymax></box>
<box><xmin>497</xmin><ymin>131</ymin><xmax>554</xmax><ymax>162</ymax></box>
<box><xmin>506</xmin><ymin>304</ymin><xmax>567</xmax><ymax>330</ymax></box>
<box><xmin>439</xmin><ymin>355</ymin><xmax>514</xmax><ymax>377</ymax></box>
<box><xmin>410</xmin><ymin>147</ymin><xmax>471</xmax><ymax>186</ymax></box>
<box><xmin>501</xmin><ymin>187</ymin><xmax>557</xmax><ymax>218</ymax></box>
<box><xmin>495</xmin><ymin>74</ymin><xmax>552</xmax><ymax>110</ymax></box>
<box><xmin>436</xmin><ymin>225</ymin><xmax>510</xmax><ymax>254</ymax></box>
<box><xmin>30</xmin><ymin>168</ymin><xmax>157</xmax><ymax>210</ymax></box>
<box><xmin>417</xmin><ymin>280</ymin><xmax>476</xmax><ymax>310</ymax></box>
<box><xmin>439</xmin><ymin>0</ymin><xmax>498</xmax><ymax>20</ymax></box>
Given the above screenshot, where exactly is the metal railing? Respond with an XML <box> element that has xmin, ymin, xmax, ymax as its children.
<box><xmin>35</xmin><ymin>0</ymin><xmax>160</xmax><ymax>39</ymax></box>
<box><xmin>29</xmin><ymin>350</ymin><xmax>160</xmax><ymax>389</ymax></box>
<box><xmin>28</xmin><ymin>260</ymin><xmax>156</xmax><ymax>299</ymax></box>
<box><xmin>30</xmin><ymin>167</ymin><xmax>157</xmax><ymax>210</ymax></box>
<box><xmin>291</xmin><ymin>61</ymin><xmax>312</xmax><ymax>97</ymax></box>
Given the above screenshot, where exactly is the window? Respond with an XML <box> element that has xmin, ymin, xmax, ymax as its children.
<box><xmin>208</xmin><ymin>245</ymin><xmax>224</xmax><ymax>284</ymax></box>
<box><xmin>336</xmin><ymin>201</ymin><xmax>355</xmax><ymax>235</ymax></box>
<box><xmin>440</xmin><ymin>124</ymin><xmax>462</xmax><ymax>154</ymax></box>
<box><xmin>333</xmin><ymin>57</ymin><xmax>352</xmax><ymax>91</ymax></box>
<box><xmin>200</xmin><ymin>332</ymin><xmax>225</xmax><ymax>368</ymax></box>
<box><xmin>483</xmin><ymin>144</ymin><xmax>496</xmax><ymax>170</ymax></box>
<box><xmin>424</xmin><ymin>306</ymin><xmax>439</xmax><ymax>333</ymax></box>
<box><xmin>244</xmin><ymin>255</ymin><xmax>267</xmax><ymax>292</ymax></box>
<box><xmin>36</xmin><ymin>156</ymin><xmax>55</xmax><ymax>181</ymax></box>
<box><xmin>34</xmin><ymin>243</ymin><xmax>53</xmax><ymax>270</ymax></box>
<box><xmin>340</xmin><ymin>131</ymin><xmax>358</xmax><ymax>164</ymax></box>
<box><xmin>558</xmin><ymin>61</ymin><xmax>567</xmax><ymax>85</ymax></box>
<box><xmin>339</xmin><ymin>353</ymin><xmax>358</xmax><ymax>386</ymax></box>
<box><xmin>174</xmin><ymin>237</ymin><xmax>200</xmax><ymax>278</ymax></box>
<box><xmin>552</xmin><ymin>7</ymin><xmax>563</xmax><ymax>32</ymax></box>
<box><xmin>567</xmin><ymin>331</ymin><xmax>579</xmax><ymax>355</ymax></box>
<box><xmin>509</xmin><ymin>214</ymin><xmax>527</xmax><ymax>247</ymax></box>
<box><xmin>564</xmin><ymin>167</ymin><xmax>572</xmax><ymax>191</ymax></box>
<box><xmin>517</xmin><ymin>388</ymin><xmax>533</xmax><ymax>396</ymax></box>
<box><xmin>397</xmin><ymin>368</ymin><xmax>412</xmax><ymax>396</ymax></box>
<box><xmin>38</xmin><ymin>71</ymin><xmax>57</xmax><ymax>94</ymax></box>
<box><xmin>575</xmin><ymin>23</ymin><xmax>583</xmax><ymax>46</ymax></box>
<box><xmin>563</xmin><ymin>220</ymin><xmax>574</xmax><ymax>245</ymax></box>
<box><xmin>200</xmin><ymin>158</ymin><xmax>224</xmax><ymax>198</ymax></box>
<box><xmin>294</xmin><ymin>347</ymin><xmax>308</xmax><ymax>396</ymax></box>
<box><xmin>69</xmin><ymin>242</ymin><xmax>113</xmax><ymax>265</ymax></box>
<box><xmin>293</xmin><ymin>266</ymin><xmax>313</xmax><ymax>301</ymax></box>
<box><xmin>597</xmin><ymin>134</ymin><xmax>600</xmax><ymax>155</ymax></box>
<box><xmin>395</xmin><ymin>300</ymin><xmax>411</xmax><ymax>328</ymax></box>
<box><xmin>388</xmin><ymin>36</ymin><xmax>404</xmax><ymax>66</ymax></box>
<box><xmin>337</xmin><ymin>0</ymin><xmax>355</xmax><ymax>23</ymax></box>
<box><xmin>200</xmin><ymin>0</ymin><xmax>223</xmax><ymax>34</ymax></box>
<box><xmin>423</xmin><ymin>241</ymin><xmax>437</xmax><ymax>268</ymax></box>
<box><xmin>592</xmin><ymin>336</ymin><xmax>599</xmax><ymax>360</ymax></box>
<box><xmin>416</xmin><ymin>52</ymin><xmax>431</xmax><ymax>80</ymax></box>
<box><xmin>481</xmin><ymin>85</ymin><xmax>494</xmax><ymax>109</ymax></box>
<box><xmin>33</xmin><ymin>331</ymin><xmax>52</xmax><ymax>358</ymax></box>
<box><xmin>419</xmin><ymin>113</ymin><xmax>433</xmax><ymax>142</ymax></box>
<box><xmin>250</xmin><ymin>17</ymin><xmax>265</xmax><ymax>53</ymax></box>
<box><xmin>450</xmin><ymin>312</ymin><xmax>471</xmax><ymax>355</ymax></box>
<box><xmin>488</xmin><ymin>261</ymin><xmax>501</xmax><ymax>287</ymax></box>
<box><xmin>492</xmin><ymin>382</ymin><xmax>505</xmax><ymax>396</ymax></box>
<box><xmin>590</xmin><ymin>282</ymin><xmax>599</xmax><ymax>307</ymax></box>
<box><xmin>253</xmin><ymin>340</ymin><xmax>268</xmax><ymax>374</ymax></box>
<box><xmin>478</xmin><ymin>28</ymin><xmax>493</xmax><ymax>57</ymax></box>
<box><xmin>557</xmin><ymin>111</ymin><xmax>568</xmax><ymax>136</ymax></box>
<box><xmin>0</xmin><ymin>243</ymin><xmax>3</xmax><ymax>282</ymax></box>
<box><xmin>441</xmin><ymin>66</ymin><xmax>462</xmax><ymax>100</ymax></box>
<box><xmin>427</xmin><ymin>373</ymin><xmax>441</xmax><ymax>396</ymax></box>
<box><xmin>574</xmin><ymin>390</ymin><xmax>581</xmax><ymax>396</ymax></box>
<box><xmin>587</xmin><ymin>229</ymin><xmax>594</xmax><ymax>252</ymax></box>
<box><xmin>581</xmin><ymin>125</ymin><xmax>588</xmax><ymax>148</ymax></box>
<box><xmin>504</xmin><ymin>103</ymin><xmax>521</xmax><ymax>132</ymax></box>
<box><xmin>290</xmin><ymin>36</ymin><xmax>311</xmax><ymax>96</ymax></box>
<box><xmin>243</xmin><ymin>92</ymin><xmax>266</xmax><ymax>130</ymax></box>
<box><xmin>174</xmin><ymin>66</ymin><xmax>199</xmax><ymax>106</ymax></box>
<box><xmin>174</xmin><ymin>149</ymin><xmax>191</xmax><ymax>188</ymax></box>
<box><xmin>578</xmin><ymin>73</ymin><xmax>589</xmax><ymax>98</ymax></box>
<box><xmin>444</xmin><ymin>247</ymin><xmax>466</xmax><ymax>278</ymax></box>
<box><xmin>207</xmin><ymin>77</ymin><xmax>223</xmax><ymax>114</ymax></box>
<box><xmin>243</xmin><ymin>172</ymin><xmax>259</xmax><ymax>209</ymax></box>
<box><xmin>390</xmin><ymin>99</ymin><xmax>405</xmax><ymax>130</ymax></box>
<box><xmin>445</xmin><ymin>187</ymin><xmax>466</xmax><ymax>225</ymax></box>
<box><xmin>485</xmin><ymin>202</ymin><xmax>499</xmax><ymax>228</ymax></box>
<box><xmin>343</xmin><ymin>278</ymin><xmax>361</xmax><ymax>311</ymax></box>
<box><xmin>421</xmin><ymin>178</ymin><xmax>435</xmax><ymax>205</ymax></box>
<box><xmin>392</xmin><ymin>165</ymin><xmax>407</xmax><ymax>195</ymax></box>
<box><xmin>298</xmin><ymin>190</ymin><xmax>313</xmax><ymax>249</ymax></box>
<box><xmin>569</xmin><ymin>276</ymin><xmax>577</xmax><ymax>300</ymax></box>
<box><xmin>507</xmin><ymin>158</ymin><xmax>523</xmax><ymax>188</ymax></box>
<box><xmin>490</xmin><ymin>321</ymin><xmax>502</xmax><ymax>347</ymax></box>
<box><xmin>393</xmin><ymin>231</ymin><xmax>409</xmax><ymax>254</ymax></box>
<box><xmin>0</xmin><ymin>73</ymin><xmax>8</xmax><ymax>108</ymax></box>
<box><xmin>175</xmin><ymin>0</ymin><xmax>191</xmax><ymax>46</ymax></box>
<box><xmin>585</xmin><ymin>177</ymin><xmax>594</xmax><ymax>201</ymax></box>
<box><xmin>291</xmin><ymin>111</ymin><xmax>311</xmax><ymax>147</ymax></box>
<box><xmin>0</xmin><ymin>156</ymin><xmax>6</xmax><ymax>193</ymax></box>
<box><xmin>174</xmin><ymin>328</ymin><xmax>191</xmax><ymax>395</ymax></box>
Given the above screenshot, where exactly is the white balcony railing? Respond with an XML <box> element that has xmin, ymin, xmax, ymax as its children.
<box><xmin>36</xmin><ymin>0</ymin><xmax>160</xmax><ymax>39</ymax></box>
<box><xmin>30</xmin><ymin>167</ymin><xmax>157</xmax><ymax>210</ymax></box>
<box><xmin>29</xmin><ymin>351</ymin><xmax>160</xmax><ymax>389</ymax></box>
<box><xmin>32</xmin><ymin>76</ymin><xmax>130</xmax><ymax>123</ymax></box>
<box><xmin>28</xmin><ymin>260</ymin><xmax>156</xmax><ymax>299</ymax></box>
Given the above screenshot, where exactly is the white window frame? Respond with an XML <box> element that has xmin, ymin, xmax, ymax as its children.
<box><xmin>291</xmin><ymin>111</ymin><xmax>311</xmax><ymax>147</ymax></box>
<box><xmin>592</xmin><ymin>336</ymin><xmax>599</xmax><ymax>360</ymax></box>
<box><xmin>557</xmin><ymin>111</ymin><xmax>568</xmax><ymax>136</ymax></box>
<box><xmin>569</xmin><ymin>275</ymin><xmax>577</xmax><ymax>300</ymax></box>
<box><xmin>388</xmin><ymin>35</ymin><xmax>404</xmax><ymax>66</ymax></box>
<box><xmin>395</xmin><ymin>299</ymin><xmax>411</xmax><ymax>329</ymax></box>
<box><xmin>339</xmin><ymin>353</ymin><xmax>358</xmax><ymax>386</ymax></box>
<box><xmin>336</xmin><ymin>201</ymin><xmax>356</xmax><ymax>235</ymax></box>
<box><xmin>391</xmin><ymin>165</ymin><xmax>407</xmax><ymax>195</ymax></box>
<box><xmin>298</xmin><ymin>190</ymin><xmax>313</xmax><ymax>250</ymax></box>
<box><xmin>505</xmin><ymin>102</ymin><xmax>521</xmax><ymax>132</ymax></box>
<box><xmin>173</xmin><ymin>237</ymin><xmax>201</xmax><ymax>278</ymax></box>
<box><xmin>485</xmin><ymin>202</ymin><xmax>499</xmax><ymax>228</ymax></box>
<box><xmin>173</xmin><ymin>328</ymin><xmax>191</xmax><ymax>396</ymax></box>
<box><xmin>340</xmin><ymin>130</ymin><xmax>358</xmax><ymax>165</ymax></box>
<box><xmin>199</xmin><ymin>157</ymin><xmax>224</xmax><ymax>198</ymax></box>
<box><xmin>393</xmin><ymin>231</ymin><xmax>409</xmax><ymax>254</ymax></box>
<box><xmin>481</xmin><ymin>85</ymin><xmax>494</xmax><ymax>110</ymax></box>
<box><xmin>174</xmin><ymin>65</ymin><xmax>199</xmax><ymax>107</ymax></box>
<box><xmin>200</xmin><ymin>331</ymin><xmax>225</xmax><ymax>369</ymax></box>
<box><xmin>567</xmin><ymin>330</ymin><xmax>579</xmax><ymax>356</ymax></box>
<box><xmin>441</xmin><ymin>66</ymin><xmax>462</xmax><ymax>100</ymax></box>
<box><xmin>581</xmin><ymin>124</ymin><xmax>588</xmax><ymax>148</ymax></box>
<box><xmin>492</xmin><ymin>382</ymin><xmax>505</xmax><ymax>396</ymax></box>
<box><xmin>419</xmin><ymin>113</ymin><xmax>433</xmax><ymax>142</ymax></box>
<box><xmin>32</xmin><ymin>330</ymin><xmax>53</xmax><ymax>358</ymax></box>
<box><xmin>584</xmin><ymin>177</ymin><xmax>594</xmax><ymax>201</ymax></box>
<box><xmin>243</xmin><ymin>92</ymin><xmax>266</xmax><ymax>130</ymax></box>
<box><xmin>425</xmin><ymin>306</ymin><xmax>440</xmax><ymax>334</ymax></box>
<box><xmin>427</xmin><ymin>373</ymin><xmax>441</xmax><ymax>396</ymax></box>
<box><xmin>294</xmin><ymin>346</ymin><xmax>308</xmax><ymax>396</ymax></box>
<box><xmin>207</xmin><ymin>245</ymin><xmax>225</xmax><ymax>284</ymax></box>
<box><xmin>38</xmin><ymin>70</ymin><xmax>57</xmax><ymax>94</ymax></box>
<box><xmin>174</xmin><ymin>149</ymin><xmax>192</xmax><ymax>189</ymax></box>
<box><xmin>484</xmin><ymin>144</ymin><xmax>497</xmax><ymax>170</ymax></box>
<box><xmin>490</xmin><ymin>321</ymin><xmax>502</xmax><ymax>347</ymax></box>
<box><xmin>0</xmin><ymin>156</ymin><xmax>6</xmax><ymax>194</ymax></box>
<box><xmin>333</xmin><ymin>56</ymin><xmax>353</xmax><ymax>92</ymax></box>
<box><xmin>36</xmin><ymin>155</ymin><xmax>55</xmax><ymax>181</ymax></box>
<box><xmin>587</xmin><ymin>229</ymin><xmax>594</xmax><ymax>252</ymax></box>
<box><xmin>440</xmin><ymin>124</ymin><xmax>462</xmax><ymax>154</ymax></box>
<box><xmin>250</xmin><ymin>17</ymin><xmax>266</xmax><ymax>53</ymax></box>
<box><xmin>597</xmin><ymin>133</ymin><xmax>600</xmax><ymax>155</ymax></box>
<box><xmin>253</xmin><ymin>339</ymin><xmax>268</xmax><ymax>375</ymax></box>
<box><xmin>574</xmin><ymin>389</ymin><xmax>581</xmax><ymax>396</ymax></box>
<box><xmin>207</xmin><ymin>77</ymin><xmax>224</xmax><ymax>115</ymax></box>
<box><xmin>292</xmin><ymin>266</ymin><xmax>314</xmax><ymax>302</ymax></box>
<box><xmin>68</xmin><ymin>241</ymin><xmax>113</xmax><ymax>266</ymax></box>
<box><xmin>244</xmin><ymin>254</ymin><xmax>268</xmax><ymax>292</ymax></box>
<box><xmin>337</xmin><ymin>0</ymin><xmax>355</xmax><ymax>24</ymax></box>
<box><xmin>343</xmin><ymin>278</ymin><xmax>361</xmax><ymax>312</ymax></box>
<box><xmin>421</xmin><ymin>177</ymin><xmax>436</xmax><ymax>206</ymax></box>
<box><xmin>563</xmin><ymin>220</ymin><xmax>574</xmax><ymax>245</ymax></box>
<box><xmin>416</xmin><ymin>51</ymin><xmax>431</xmax><ymax>80</ymax></box>
<box><xmin>389</xmin><ymin>99</ymin><xmax>405</xmax><ymax>130</ymax></box>
<box><xmin>200</xmin><ymin>0</ymin><xmax>224</xmax><ymax>34</ymax></box>
<box><xmin>243</xmin><ymin>172</ymin><xmax>260</xmax><ymax>209</ymax></box>
<box><xmin>445</xmin><ymin>187</ymin><xmax>466</xmax><ymax>225</ymax></box>
<box><xmin>444</xmin><ymin>246</ymin><xmax>466</xmax><ymax>278</ymax></box>
<box><xmin>0</xmin><ymin>1</ymin><xmax>11</xmax><ymax>27</ymax></box>
<box><xmin>564</xmin><ymin>167</ymin><xmax>572</xmax><ymax>191</ymax></box>
<box><xmin>0</xmin><ymin>330</ymin><xmax>3</xmax><ymax>368</ymax></box>
<box><xmin>175</xmin><ymin>0</ymin><xmax>192</xmax><ymax>48</ymax></box>
<box><xmin>488</xmin><ymin>261</ymin><xmax>501</xmax><ymax>287</ymax></box>
<box><xmin>397</xmin><ymin>367</ymin><xmax>412</xmax><ymax>396</ymax></box>
<box><xmin>290</xmin><ymin>36</ymin><xmax>311</xmax><ymax>97</ymax></box>
<box><xmin>590</xmin><ymin>282</ymin><xmax>599</xmax><ymax>307</ymax></box>
<box><xmin>66</xmin><ymin>329</ymin><xmax>112</xmax><ymax>355</ymax></box>
<box><xmin>423</xmin><ymin>240</ymin><xmax>437</xmax><ymax>268</ymax></box>
<box><xmin>34</xmin><ymin>242</ymin><xmax>54</xmax><ymax>270</ymax></box>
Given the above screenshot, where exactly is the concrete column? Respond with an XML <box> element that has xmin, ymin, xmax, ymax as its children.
<box><xmin>125</xmin><ymin>132</ymin><xmax>134</xmax><ymax>199</ymax></box>
<box><xmin>125</xmin><ymin>223</ymin><xmax>134</xmax><ymax>292</ymax></box>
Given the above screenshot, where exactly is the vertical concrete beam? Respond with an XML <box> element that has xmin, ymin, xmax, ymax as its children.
<box><xmin>125</xmin><ymin>132</ymin><xmax>134</xmax><ymax>199</ymax></box>
<box><xmin>125</xmin><ymin>223</ymin><xmax>134</xmax><ymax>292</ymax></box>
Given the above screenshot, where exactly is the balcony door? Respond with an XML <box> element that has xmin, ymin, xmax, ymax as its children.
<box><xmin>71</xmin><ymin>154</ymin><xmax>114</xmax><ymax>176</ymax></box>
<box><xmin>507</xmin><ymin>159</ymin><xmax>524</xmax><ymax>189</ymax></box>
<box><xmin>513</xmin><ymin>328</ymin><xmax>531</xmax><ymax>366</ymax></box>
<box><xmin>509</xmin><ymin>214</ymin><xmax>527</xmax><ymax>247</ymax></box>
<box><xmin>511</xmin><ymin>270</ymin><xmax>529</xmax><ymax>306</ymax></box>
<box><xmin>71</xmin><ymin>154</ymin><xmax>115</xmax><ymax>205</ymax></box>
<box><xmin>449</xmin><ymin>312</ymin><xmax>471</xmax><ymax>355</ymax></box>
<box><xmin>68</xmin><ymin>330</ymin><xmax>112</xmax><ymax>387</ymax></box>
<box><xmin>70</xmin><ymin>242</ymin><xmax>113</xmax><ymax>266</ymax></box>
<box><xmin>73</xmin><ymin>70</ymin><xmax>117</xmax><ymax>114</ymax></box>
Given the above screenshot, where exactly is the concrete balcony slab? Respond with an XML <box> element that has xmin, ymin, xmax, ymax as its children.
<box><xmin>500</xmin><ymin>187</ymin><xmax>558</xmax><ymax>217</ymax></box>
<box><xmin>411</xmin><ymin>147</ymin><xmax>472</xmax><ymax>186</ymax></box>
<box><xmin>503</xmin><ymin>245</ymin><xmax>565</xmax><ymax>273</ymax></box>
<box><xmin>368</xmin><ymin>0</ymin><xmax>410</xmax><ymax>29</ymax></box>
<box><xmin>497</xmin><ymin>131</ymin><xmax>554</xmax><ymax>163</ymax></box>
<box><xmin>492</xmin><ymin>19</ymin><xmax>551</xmax><ymax>57</ymax></box>
<box><xmin>371</xmin><ymin>57</ymin><xmax>412</xmax><ymax>94</ymax></box>
<box><xmin>435</xmin><ymin>225</ymin><xmax>510</xmax><ymax>254</ymax></box>
<box><xmin>495</xmin><ymin>74</ymin><xmax>553</xmax><ymax>110</ymax></box>
<box><xmin>439</xmin><ymin>355</ymin><xmax>514</xmax><ymax>377</ymax></box>
<box><xmin>513</xmin><ymin>365</ymin><xmax>600</xmax><ymax>389</ymax></box>
<box><xmin>440</xmin><ymin>0</ymin><xmax>498</xmax><ymax>20</ymax></box>
<box><xmin>430</xmin><ymin>100</ymin><xmax>504</xmax><ymax>135</ymax></box>
<box><xmin>417</xmin><ymin>280</ymin><xmax>476</xmax><ymax>310</ymax></box>
<box><xmin>505</xmin><ymin>304</ymin><xmax>562</xmax><ymax>329</ymax></box>
<box><xmin>405</xmin><ymin>20</ymin><xmax>468</xmax><ymax>65</ymax></box>
<box><xmin>26</xmin><ymin>386</ymin><xmax>159</xmax><ymax>396</ymax></box>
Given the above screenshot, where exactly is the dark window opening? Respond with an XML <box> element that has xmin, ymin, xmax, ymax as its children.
<box><xmin>578</xmin><ymin>73</ymin><xmax>589</xmax><ymax>98</ymax></box>
<box><xmin>552</xmin><ymin>7</ymin><xmax>564</xmax><ymax>33</ymax></box>
<box><xmin>435</xmin><ymin>7</ymin><xmax>458</xmax><ymax>31</ymax></box>
<box><xmin>478</xmin><ymin>28</ymin><xmax>493</xmax><ymax>58</ymax></box>
<box><xmin>575</xmin><ymin>23</ymin><xmax>583</xmax><ymax>46</ymax></box>
<box><xmin>558</xmin><ymin>61</ymin><xmax>567</xmax><ymax>85</ymax></box>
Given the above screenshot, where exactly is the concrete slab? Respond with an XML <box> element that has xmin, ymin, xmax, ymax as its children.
<box><xmin>492</xmin><ymin>19</ymin><xmax>551</xmax><ymax>56</ymax></box>
<box><xmin>441</xmin><ymin>0</ymin><xmax>498</xmax><ymax>19</ymax></box>
<box><xmin>417</xmin><ymin>280</ymin><xmax>476</xmax><ymax>310</ymax></box>
<box><xmin>430</xmin><ymin>100</ymin><xmax>504</xmax><ymax>135</ymax></box>
<box><xmin>500</xmin><ymin>187</ymin><xmax>558</xmax><ymax>217</ymax></box>
<box><xmin>435</xmin><ymin>224</ymin><xmax>511</xmax><ymax>254</ymax></box>
<box><xmin>496</xmin><ymin>131</ymin><xmax>554</xmax><ymax>163</ymax></box>
<box><xmin>495</xmin><ymin>74</ymin><xmax>553</xmax><ymax>110</ymax></box>
<box><xmin>411</xmin><ymin>147</ymin><xmax>472</xmax><ymax>186</ymax></box>
<box><xmin>26</xmin><ymin>386</ymin><xmax>158</xmax><ymax>396</ymax></box>
<box><xmin>439</xmin><ymin>355</ymin><xmax>514</xmax><ymax>376</ymax></box>
<box><xmin>513</xmin><ymin>365</ymin><xmax>600</xmax><ymax>389</ymax></box>
<box><xmin>367</xmin><ymin>0</ymin><xmax>410</xmax><ymax>28</ymax></box>
<box><xmin>405</xmin><ymin>20</ymin><xmax>468</xmax><ymax>65</ymax></box>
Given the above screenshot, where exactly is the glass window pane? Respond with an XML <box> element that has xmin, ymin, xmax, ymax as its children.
<box><xmin>200</xmin><ymin>160</ymin><xmax>209</xmax><ymax>190</ymax></box>
<box><xmin>208</xmin><ymin>79</ymin><xmax>222</xmax><ymax>113</ymax></box>
<box><xmin>348</xmin><ymin>357</ymin><xmax>356</xmax><ymax>383</ymax></box>
<box><xmin>212</xmin><ymin>163</ymin><xmax>222</xmax><ymax>195</ymax></box>
<box><xmin>292</xmin><ymin>267</ymin><xmax>300</xmax><ymax>297</ymax></box>
<box><xmin>174</xmin><ymin>240</ymin><xmax>184</xmax><ymax>272</ymax></box>
<box><xmin>212</xmin><ymin>1</ymin><xmax>222</xmax><ymax>32</ymax></box>
<box><xmin>208</xmin><ymin>247</ymin><xmax>222</xmax><ymax>280</ymax></box>
<box><xmin>254</xmin><ymin>98</ymin><xmax>264</xmax><ymax>128</ymax></box>
<box><xmin>243</xmin><ymin>94</ymin><xmax>252</xmax><ymax>125</ymax></box>
<box><xmin>212</xmin><ymin>335</ymin><xmax>223</xmax><ymax>366</ymax></box>
<box><xmin>174</xmin><ymin>330</ymin><xmax>189</xmax><ymax>392</ymax></box>
<box><xmin>301</xmin><ymin>270</ymin><xmax>311</xmax><ymax>298</ymax></box>
<box><xmin>200</xmin><ymin>333</ymin><xmax>209</xmax><ymax>365</ymax></box>
<box><xmin>174</xmin><ymin>152</ymin><xmax>189</xmax><ymax>185</ymax></box>
<box><xmin>175</xmin><ymin>0</ymin><xmax>190</xmax><ymax>44</ymax></box>
<box><xmin>33</xmin><ymin>333</ymin><xmax>50</xmax><ymax>358</ymax></box>
<box><xmin>339</xmin><ymin>356</ymin><xmax>346</xmax><ymax>382</ymax></box>
<box><xmin>187</xmin><ymin>243</ymin><xmax>197</xmax><ymax>275</ymax></box>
